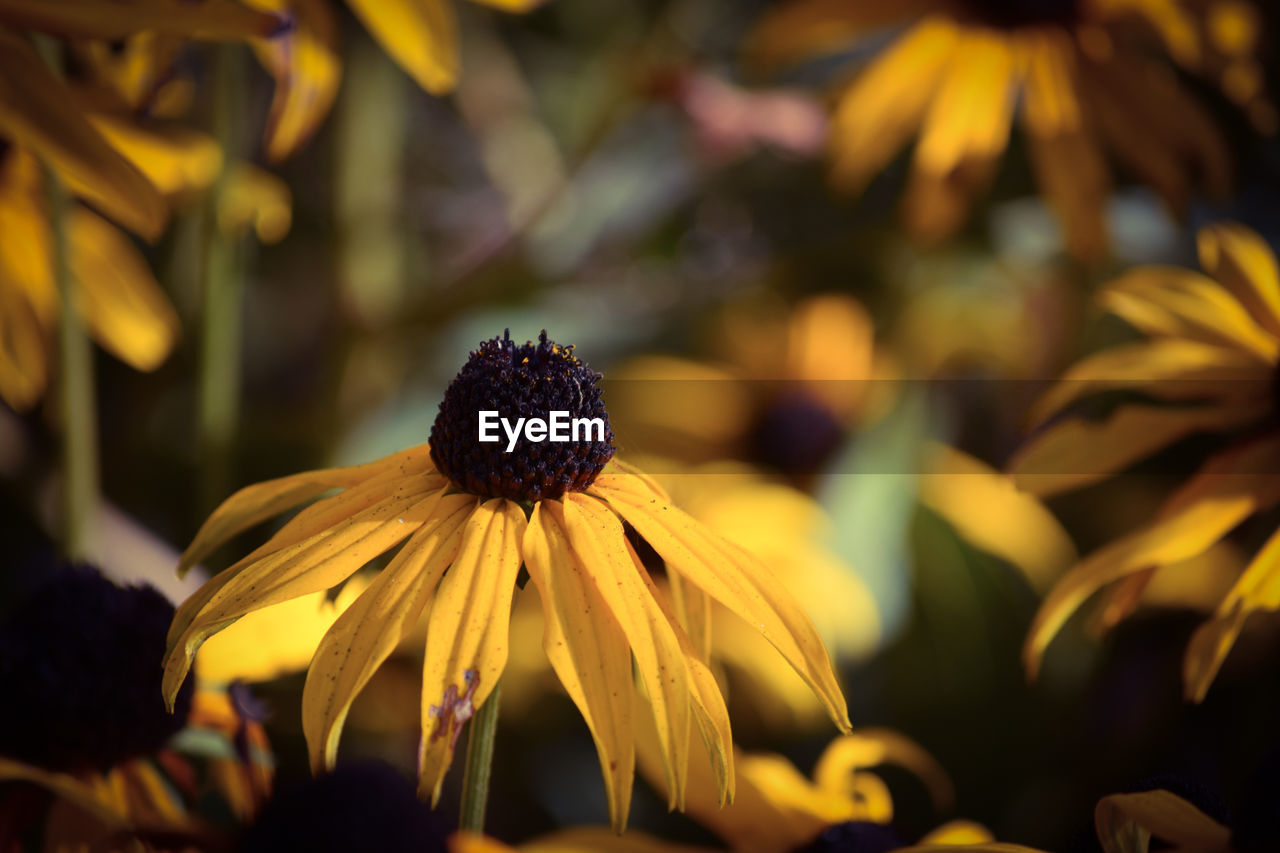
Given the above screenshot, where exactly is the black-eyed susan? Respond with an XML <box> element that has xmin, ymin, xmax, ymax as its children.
<box><xmin>247</xmin><ymin>0</ymin><xmax>549</xmax><ymax>162</ymax></box>
<box><xmin>162</xmin><ymin>331</ymin><xmax>851</xmax><ymax>831</ymax></box>
<box><xmin>745</xmin><ymin>0</ymin><xmax>1273</xmax><ymax>261</ymax></box>
<box><xmin>1010</xmin><ymin>222</ymin><xmax>1280</xmax><ymax>700</ymax></box>
<box><xmin>0</xmin><ymin>562</ymin><xmax>272</xmax><ymax>849</ymax></box>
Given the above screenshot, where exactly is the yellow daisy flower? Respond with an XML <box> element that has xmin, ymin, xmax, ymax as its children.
<box><xmin>1010</xmin><ymin>222</ymin><xmax>1280</xmax><ymax>700</ymax></box>
<box><xmin>161</xmin><ymin>331</ymin><xmax>851</xmax><ymax>831</ymax></box>
<box><xmin>247</xmin><ymin>0</ymin><xmax>549</xmax><ymax>162</ymax></box>
<box><xmin>746</xmin><ymin>0</ymin><xmax>1273</xmax><ymax>260</ymax></box>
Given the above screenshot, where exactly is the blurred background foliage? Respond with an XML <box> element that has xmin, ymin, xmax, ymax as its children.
<box><xmin>5</xmin><ymin>0</ymin><xmax>1280</xmax><ymax>849</ymax></box>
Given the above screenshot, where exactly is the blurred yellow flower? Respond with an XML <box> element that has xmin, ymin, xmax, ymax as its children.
<box><xmin>162</xmin><ymin>332</ymin><xmax>850</xmax><ymax>831</ymax></box>
<box><xmin>638</xmin><ymin>724</ymin><xmax>963</xmax><ymax>853</ymax></box>
<box><xmin>747</xmin><ymin>0</ymin><xmax>1273</xmax><ymax>260</ymax></box>
<box><xmin>0</xmin><ymin>147</ymin><xmax>180</xmax><ymax>411</ymax></box>
<box><xmin>249</xmin><ymin>0</ymin><xmax>550</xmax><ymax>161</ymax></box>
<box><xmin>0</xmin><ymin>686</ymin><xmax>274</xmax><ymax>850</ymax></box>
<box><xmin>1011</xmin><ymin>222</ymin><xmax>1280</xmax><ymax>700</ymax></box>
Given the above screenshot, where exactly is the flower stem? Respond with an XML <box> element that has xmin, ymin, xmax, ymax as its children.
<box><xmin>48</xmin><ymin>160</ymin><xmax>98</xmax><ymax>561</ymax></box>
<box><xmin>198</xmin><ymin>43</ymin><xmax>244</xmax><ymax>512</ymax></box>
<box><xmin>34</xmin><ymin>35</ymin><xmax>97</xmax><ymax>560</ymax></box>
<box><xmin>459</xmin><ymin>680</ymin><xmax>502</xmax><ymax>832</ymax></box>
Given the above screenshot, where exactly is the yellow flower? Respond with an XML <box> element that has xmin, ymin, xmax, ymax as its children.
<box><xmin>247</xmin><ymin>0</ymin><xmax>549</xmax><ymax>161</ymax></box>
<box><xmin>0</xmin><ymin>146</ymin><xmax>181</xmax><ymax>411</ymax></box>
<box><xmin>746</xmin><ymin>0</ymin><xmax>1273</xmax><ymax>261</ymax></box>
<box><xmin>161</xmin><ymin>331</ymin><xmax>850</xmax><ymax>831</ymax></box>
<box><xmin>1010</xmin><ymin>222</ymin><xmax>1280</xmax><ymax>700</ymax></box>
<box><xmin>0</xmin><ymin>686</ymin><xmax>274</xmax><ymax>850</ymax></box>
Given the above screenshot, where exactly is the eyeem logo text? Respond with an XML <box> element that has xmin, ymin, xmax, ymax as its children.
<box><xmin>478</xmin><ymin>411</ymin><xmax>607</xmax><ymax>453</ymax></box>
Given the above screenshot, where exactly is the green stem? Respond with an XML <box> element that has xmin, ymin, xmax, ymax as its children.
<box><xmin>34</xmin><ymin>34</ymin><xmax>98</xmax><ymax>560</ymax></box>
<box><xmin>48</xmin><ymin>160</ymin><xmax>98</xmax><ymax>561</ymax></box>
<box><xmin>459</xmin><ymin>680</ymin><xmax>502</xmax><ymax>832</ymax></box>
<box><xmin>198</xmin><ymin>43</ymin><xmax>244</xmax><ymax>511</ymax></box>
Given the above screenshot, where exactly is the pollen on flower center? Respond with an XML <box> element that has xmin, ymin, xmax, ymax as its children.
<box><xmin>429</xmin><ymin>330</ymin><xmax>616</xmax><ymax>501</ymax></box>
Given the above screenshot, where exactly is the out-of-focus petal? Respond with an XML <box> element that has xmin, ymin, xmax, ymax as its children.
<box><xmin>67</xmin><ymin>207</ymin><xmax>180</xmax><ymax>371</ymax></box>
<box><xmin>345</xmin><ymin>0</ymin><xmax>459</xmax><ymax>95</ymax></box>
<box><xmin>0</xmin><ymin>270</ymin><xmax>48</xmax><ymax>410</ymax></box>
<box><xmin>0</xmin><ymin>0</ymin><xmax>288</xmax><ymax>40</ymax></box>
<box><xmin>1018</xmin><ymin>28</ymin><xmax>1109</xmax><ymax>262</ymax></box>
<box><xmin>524</xmin><ymin>502</ymin><xmax>637</xmax><ymax>831</ymax></box>
<box><xmin>0</xmin><ymin>32</ymin><xmax>166</xmax><ymax>239</ymax></box>
<box><xmin>920</xmin><ymin>445</ymin><xmax>1077</xmax><ymax>592</ymax></box>
<box><xmin>813</xmin><ymin>728</ymin><xmax>954</xmax><ymax>814</ymax></box>
<box><xmin>249</xmin><ymin>0</ymin><xmax>341</xmax><ymax>162</ymax></box>
<box><xmin>1023</xmin><ymin>436</ymin><xmax>1280</xmax><ymax>679</ymax></box>
<box><xmin>920</xmin><ymin>821</ymin><xmax>996</xmax><ymax>844</ymax></box>
<box><xmin>1008</xmin><ymin>402</ymin><xmax>1268</xmax><ymax>498</ymax></box>
<box><xmin>1101</xmin><ymin>267</ymin><xmax>1279</xmax><ymax>363</ymax></box>
<box><xmin>302</xmin><ymin>495</ymin><xmax>474</xmax><ymax>771</ymax></box>
<box><xmin>1094</xmin><ymin>790</ymin><xmax>1231</xmax><ymax>853</ymax></box>
<box><xmin>0</xmin><ymin>757</ymin><xmax>127</xmax><ymax>827</ymax></box>
<box><xmin>743</xmin><ymin>0</ymin><xmax>945</xmax><ymax>71</ymax></box>
<box><xmin>417</xmin><ymin>499</ymin><xmax>525</xmax><ymax>802</ymax></box>
<box><xmin>1025</xmin><ymin>339</ymin><xmax>1268</xmax><ymax>430</ymax></box>
<box><xmin>89</xmin><ymin>115</ymin><xmax>222</xmax><ymax>197</ymax></box>
<box><xmin>1184</xmin><ymin>525</ymin><xmax>1280</xmax><ymax>701</ymax></box>
<box><xmin>1196</xmin><ymin>223</ymin><xmax>1280</xmax><ymax>338</ymax></box>
<box><xmin>218</xmin><ymin>163</ymin><xmax>292</xmax><ymax>243</ymax></box>
<box><xmin>828</xmin><ymin>18</ymin><xmax>958</xmax><ymax>196</ymax></box>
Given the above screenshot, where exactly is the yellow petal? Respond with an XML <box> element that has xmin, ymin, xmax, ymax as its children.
<box><xmin>1019</xmin><ymin>29</ymin><xmax>1108</xmax><ymax>262</ymax></box>
<box><xmin>1196</xmin><ymin>222</ymin><xmax>1280</xmax><ymax>338</ymax></box>
<box><xmin>1094</xmin><ymin>790</ymin><xmax>1231</xmax><ymax>853</ymax></box>
<box><xmin>1023</xmin><ymin>436</ymin><xmax>1280</xmax><ymax>679</ymax></box>
<box><xmin>0</xmin><ymin>757</ymin><xmax>127</xmax><ymax>828</ymax></box>
<box><xmin>218</xmin><ymin>163</ymin><xmax>292</xmax><ymax>243</ymax></box>
<box><xmin>0</xmin><ymin>271</ymin><xmax>48</xmax><ymax>410</ymax></box>
<box><xmin>0</xmin><ymin>32</ymin><xmax>166</xmax><ymax>240</ymax></box>
<box><xmin>813</xmin><ymin>728</ymin><xmax>953</xmax><ymax>814</ymax></box>
<box><xmin>345</xmin><ymin>0</ymin><xmax>459</xmax><ymax>95</ymax></box>
<box><xmin>560</xmin><ymin>494</ymin><xmax>692</xmax><ymax>810</ymax></box>
<box><xmin>519</xmin><ymin>827</ymin><xmax>716</xmax><ymax>853</ymax></box>
<box><xmin>668</xmin><ymin>569</ymin><xmax>712</xmax><ymax>664</ymax></box>
<box><xmin>894</xmin><ymin>844</ymin><xmax>1048</xmax><ymax>852</ymax></box>
<box><xmin>1101</xmin><ymin>266</ymin><xmax>1279</xmax><ymax>363</ymax></box>
<box><xmin>303</xmin><ymin>494</ymin><xmax>476</xmax><ymax>771</ymax></box>
<box><xmin>913</xmin><ymin>28</ymin><xmax>1017</xmax><ymax>179</ymax></box>
<box><xmin>164</xmin><ymin>484</ymin><xmax>444</xmax><ymax>708</ymax></box>
<box><xmin>920</xmin><ymin>821</ymin><xmax>996</xmax><ymax>844</ymax></box>
<box><xmin>418</xmin><ymin>499</ymin><xmax>526</xmax><ymax>802</ymax></box>
<box><xmin>591</xmin><ymin>474</ymin><xmax>852</xmax><ymax>734</ymax></box>
<box><xmin>1026</xmin><ymin>339</ymin><xmax>1269</xmax><ymax>430</ymax></box>
<box><xmin>0</xmin><ymin>0</ymin><xmax>288</xmax><ymax>40</ymax></box>
<box><xmin>1008</xmin><ymin>403</ymin><xmax>1267</xmax><ymax>498</ymax></box>
<box><xmin>920</xmin><ymin>444</ymin><xmax>1077</xmax><ymax>592</ymax></box>
<box><xmin>89</xmin><ymin>115</ymin><xmax>222</xmax><ymax>197</ymax></box>
<box><xmin>68</xmin><ymin>206</ymin><xmax>180</xmax><ymax>371</ymax></box>
<box><xmin>1184</xmin><ymin>523</ymin><xmax>1280</xmax><ymax>701</ymax></box>
<box><xmin>524</xmin><ymin>502</ymin><xmax>636</xmax><ymax>831</ymax></box>
<box><xmin>468</xmin><ymin>0</ymin><xmax>546</xmax><ymax>10</ymax></box>
<box><xmin>742</xmin><ymin>0</ymin><xmax>941</xmax><ymax>71</ymax></box>
<box><xmin>249</xmin><ymin>0</ymin><xmax>341</xmax><ymax>162</ymax></box>
<box><xmin>177</xmin><ymin>442</ymin><xmax>434</xmax><ymax>576</ymax></box>
<box><xmin>828</xmin><ymin>17</ymin><xmax>959</xmax><ymax>196</ymax></box>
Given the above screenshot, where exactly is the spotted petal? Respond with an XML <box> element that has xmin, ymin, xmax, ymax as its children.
<box><xmin>304</xmin><ymin>494</ymin><xmax>475</xmax><ymax>771</ymax></box>
<box><xmin>418</xmin><ymin>499</ymin><xmax>525</xmax><ymax>802</ymax></box>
